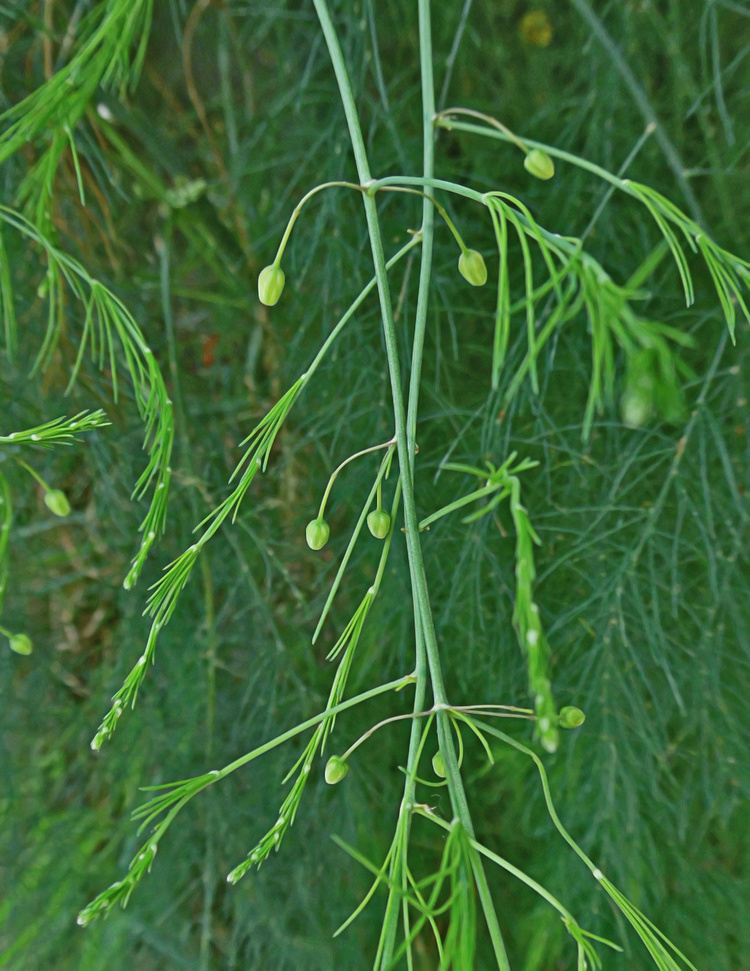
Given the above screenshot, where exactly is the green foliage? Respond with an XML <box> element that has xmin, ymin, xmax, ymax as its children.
<box><xmin>1</xmin><ymin>1</ymin><xmax>749</xmax><ymax>969</ymax></box>
<box><xmin>0</xmin><ymin>0</ymin><xmax>153</xmax><ymax>231</ymax></box>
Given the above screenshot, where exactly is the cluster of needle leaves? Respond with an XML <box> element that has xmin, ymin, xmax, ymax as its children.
<box><xmin>1</xmin><ymin>1</ymin><xmax>749</xmax><ymax>969</ymax></box>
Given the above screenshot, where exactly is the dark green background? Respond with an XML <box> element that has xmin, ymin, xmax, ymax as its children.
<box><xmin>1</xmin><ymin>1</ymin><xmax>748</xmax><ymax>967</ymax></box>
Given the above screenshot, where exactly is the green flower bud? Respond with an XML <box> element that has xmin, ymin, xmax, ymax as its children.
<box><xmin>306</xmin><ymin>518</ymin><xmax>330</xmax><ymax>550</ymax></box>
<box><xmin>620</xmin><ymin>389</ymin><xmax>652</xmax><ymax>428</ymax></box>
<box><xmin>458</xmin><ymin>249</ymin><xmax>488</xmax><ymax>287</ymax></box>
<box><xmin>44</xmin><ymin>489</ymin><xmax>71</xmax><ymax>517</ymax></box>
<box><xmin>523</xmin><ymin>148</ymin><xmax>555</xmax><ymax>180</ymax></box>
<box><xmin>324</xmin><ymin>755</ymin><xmax>349</xmax><ymax>785</ymax></box>
<box><xmin>431</xmin><ymin>751</ymin><xmax>446</xmax><ymax>778</ymax></box>
<box><xmin>257</xmin><ymin>264</ymin><xmax>285</xmax><ymax>307</ymax></box>
<box><xmin>367</xmin><ymin>509</ymin><xmax>391</xmax><ymax>540</ymax></box>
<box><xmin>559</xmin><ymin>706</ymin><xmax>585</xmax><ymax>729</ymax></box>
<box><xmin>9</xmin><ymin>633</ymin><xmax>33</xmax><ymax>655</ymax></box>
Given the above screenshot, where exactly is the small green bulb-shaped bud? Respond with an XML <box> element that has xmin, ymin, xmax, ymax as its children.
<box><xmin>257</xmin><ymin>264</ymin><xmax>286</xmax><ymax>307</ymax></box>
<box><xmin>367</xmin><ymin>509</ymin><xmax>391</xmax><ymax>540</ymax></box>
<box><xmin>325</xmin><ymin>755</ymin><xmax>349</xmax><ymax>785</ymax></box>
<box><xmin>620</xmin><ymin>389</ymin><xmax>653</xmax><ymax>428</ymax></box>
<box><xmin>431</xmin><ymin>751</ymin><xmax>446</xmax><ymax>778</ymax></box>
<box><xmin>306</xmin><ymin>518</ymin><xmax>330</xmax><ymax>550</ymax></box>
<box><xmin>458</xmin><ymin>249</ymin><xmax>488</xmax><ymax>287</ymax></box>
<box><xmin>44</xmin><ymin>489</ymin><xmax>71</xmax><ymax>517</ymax></box>
<box><xmin>559</xmin><ymin>706</ymin><xmax>586</xmax><ymax>729</ymax></box>
<box><xmin>524</xmin><ymin>148</ymin><xmax>555</xmax><ymax>180</ymax></box>
<box><xmin>9</xmin><ymin>633</ymin><xmax>33</xmax><ymax>655</ymax></box>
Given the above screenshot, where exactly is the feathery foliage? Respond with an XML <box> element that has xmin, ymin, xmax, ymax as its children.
<box><xmin>1</xmin><ymin>2</ymin><xmax>748</xmax><ymax>968</ymax></box>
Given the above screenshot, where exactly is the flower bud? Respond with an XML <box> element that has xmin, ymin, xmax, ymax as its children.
<box><xmin>559</xmin><ymin>706</ymin><xmax>585</xmax><ymax>729</ymax></box>
<box><xmin>257</xmin><ymin>264</ymin><xmax>285</xmax><ymax>307</ymax></box>
<box><xmin>9</xmin><ymin>633</ymin><xmax>33</xmax><ymax>655</ymax></box>
<box><xmin>431</xmin><ymin>751</ymin><xmax>446</xmax><ymax>778</ymax></box>
<box><xmin>44</xmin><ymin>489</ymin><xmax>71</xmax><ymax>517</ymax></box>
<box><xmin>620</xmin><ymin>389</ymin><xmax>652</xmax><ymax>428</ymax></box>
<box><xmin>524</xmin><ymin>148</ymin><xmax>555</xmax><ymax>181</ymax></box>
<box><xmin>520</xmin><ymin>10</ymin><xmax>553</xmax><ymax>47</ymax></box>
<box><xmin>458</xmin><ymin>249</ymin><xmax>488</xmax><ymax>287</ymax></box>
<box><xmin>306</xmin><ymin>518</ymin><xmax>330</xmax><ymax>550</ymax></box>
<box><xmin>367</xmin><ymin>509</ymin><xmax>391</xmax><ymax>540</ymax></box>
<box><xmin>325</xmin><ymin>755</ymin><xmax>349</xmax><ymax>784</ymax></box>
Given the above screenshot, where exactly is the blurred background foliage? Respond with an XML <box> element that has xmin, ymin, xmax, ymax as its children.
<box><xmin>0</xmin><ymin>0</ymin><xmax>748</xmax><ymax>967</ymax></box>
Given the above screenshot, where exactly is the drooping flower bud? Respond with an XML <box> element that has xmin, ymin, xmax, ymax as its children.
<box><xmin>9</xmin><ymin>633</ymin><xmax>33</xmax><ymax>655</ymax></box>
<box><xmin>325</xmin><ymin>755</ymin><xmax>349</xmax><ymax>784</ymax></box>
<box><xmin>559</xmin><ymin>706</ymin><xmax>586</xmax><ymax>729</ymax></box>
<box><xmin>431</xmin><ymin>751</ymin><xmax>446</xmax><ymax>778</ymax></box>
<box><xmin>257</xmin><ymin>264</ymin><xmax>286</xmax><ymax>307</ymax></box>
<box><xmin>306</xmin><ymin>518</ymin><xmax>330</xmax><ymax>550</ymax></box>
<box><xmin>524</xmin><ymin>148</ymin><xmax>555</xmax><ymax>181</ymax></box>
<box><xmin>44</xmin><ymin>489</ymin><xmax>71</xmax><ymax>517</ymax></box>
<box><xmin>458</xmin><ymin>249</ymin><xmax>488</xmax><ymax>287</ymax></box>
<box><xmin>367</xmin><ymin>509</ymin><xmax>391</xmax><ymax>540</ymax></box>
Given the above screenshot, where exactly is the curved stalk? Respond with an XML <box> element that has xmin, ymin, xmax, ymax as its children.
<box><xmin>316</xmin><ymin>438</ymin><xmax>395</xmax><ymax>521</ymax></box>
<box><xmin>272</xmin><ymin>180</ymin><xmax>365</xmax><ymax>265</ymax></box>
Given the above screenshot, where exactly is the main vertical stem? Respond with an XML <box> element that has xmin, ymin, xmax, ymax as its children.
<box><xmin>378</xmin><ymin>5</ymin><xmax>438</xmax><ymax>961</ymax></box>
<box><xmin>310</xmin><ymin>0</ymin><xmax>448</xmax><ymax>700</ymax></box>
<box><xmin>312</xmin><ymin>2</ymin><xmax>509</xmax><ymax>966</ymax></box>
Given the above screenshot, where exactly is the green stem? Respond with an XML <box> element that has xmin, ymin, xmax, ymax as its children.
<box><xmin>380</xmin><ymin>3</ymin><xmax>440</xmax><ymax>956</ymax></box>
<box><xmin>369</xmin><ymin>174</ymin><xmax>582</xmax><ymax>261</ymax></box>
<box><xmin>374</xmin><ymin>184</ymin><xmax>467</xmax><ymax>252</ymax></box>
<box><xmin>273</xmin><ymin>180</ymin><xmax>364</xmax><ymax>265</ymax></box>
<box><xmin>341</xmin><ymin>709</ymin><xmax>432</xmax><ymax>762</ymax></box>
<box><xmin>302</xmin><ymin>235</ymin><xmax>422</xmax><ymax>385</ymax></box>
<box><xmin>435</xmin><ymin>114</ymin><xmax>692</xmax><ymax>254</ymax></box>
<box><xmin>340</xmin><ymin>701</ymin><xmax>530</xmax><ymax>766</ymax></box>
<box><xmin>418</xmin><ymin>807</ymin><xmax>581</xmax><ymax>926</ymax></box>
<box><xmin>435</xmin><ymin>115</ymin><xmax>640</xmax><ymax>194</ymax></box>
<box><xmin>312</xmin><ymin>453</ymin><xmax>397</xmax><ymax>644</ymax></box>
<box><xmin>317</xmin><ymin>438</ymin><xmax>395</xmax><ymax>520</ymax></box>
<box><xmin>216</xmin><ymin>675</ymin><xmax>414</xmax><ymax>781</ymax></box>
<box><xmin>436</xmin><ymin>106</ymin><xmax>529</xmax><ymax>152</ymax></box>
<box><xmin>368</xmin><ymin>476</ymin><xmax>401</xmax><ymax>600</ymax></box>
<box><xmin>311</xmin><ymin>0</ymin><xmax>449</xmax><ymax>694</ymax></box>
<box><xmin>312</xmin><ymin>2</ymin><xmax>510</xmax><ymax>966</ymax></box>
<box><xmin>14</xmin><ymin>458</ymin><xmax>51</xmax><ymax>493</ymax></box>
